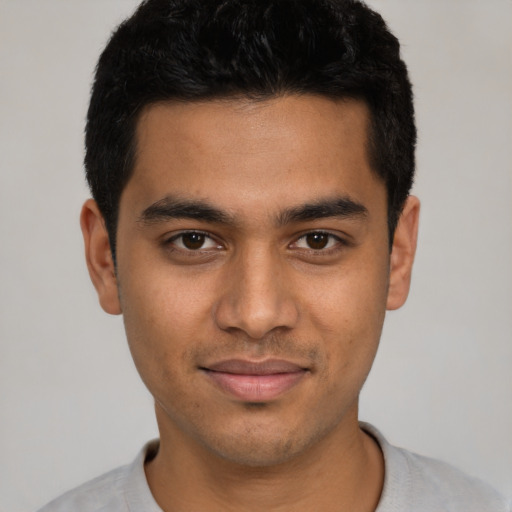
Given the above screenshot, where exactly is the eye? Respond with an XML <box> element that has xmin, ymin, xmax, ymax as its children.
<box><xmin>293</xmin><ymin>231</ymin><xmax>342</xmax><ymax>251</ymax></box>
<box><xmin>167</xmin><ymin>231</ymin><xmax>221</xmax><ymax>251</ymax></box>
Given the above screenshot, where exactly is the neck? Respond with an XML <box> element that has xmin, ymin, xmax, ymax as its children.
<box><xmin>145</xmin><ymin>406</ymin><xmax>384</xmax><ymax>512</ymax></box>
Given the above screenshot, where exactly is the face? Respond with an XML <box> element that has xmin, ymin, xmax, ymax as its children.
<box><xmin>82</xmin><ymin>95</ymin><xmax>418</xmax><ymax>467</ymax></box>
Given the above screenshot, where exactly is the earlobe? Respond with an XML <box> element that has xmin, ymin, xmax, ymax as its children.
<box><xmin>80</xmin><ymin>199</ymin><xmax>122</xmax><ymax>315</ymax></box>
<box><xmin>386</xmin><ymin>195</ymin><xmax>420</xmax><ymax>311</ymax></box>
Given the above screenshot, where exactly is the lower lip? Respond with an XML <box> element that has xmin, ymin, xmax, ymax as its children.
<box><xmin>203</xmin><ymin>370</ymin><xmax>307</xmax><ymax>402</ymax></box>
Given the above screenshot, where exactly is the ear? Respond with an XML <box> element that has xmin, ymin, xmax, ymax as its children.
<box><xmin>386</xmin><ymin>195</ymin><xmax>420</xmax><ymax>310</ymax></box>
<box><xmin>80</xmin><ymin>199</ymin><xmax>122</xmax><ymax>315</ymax></box>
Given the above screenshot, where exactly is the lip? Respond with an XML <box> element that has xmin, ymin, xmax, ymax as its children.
<box><xmin>201</xmin><ymin>358</ymin><xmax>308</xmax><ymax>402</ymax></box>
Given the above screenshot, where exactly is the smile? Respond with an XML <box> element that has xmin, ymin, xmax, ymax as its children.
<box><xmin>201</xmin><ymin>359</ymin><xmax>309</xmax><ymax>402</ymax></box>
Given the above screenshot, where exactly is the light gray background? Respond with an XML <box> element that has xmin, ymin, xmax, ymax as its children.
<box><xmin>1</xmin><ymin>1</ymin><xmax>511</xmax><ymax>511</ymax></box>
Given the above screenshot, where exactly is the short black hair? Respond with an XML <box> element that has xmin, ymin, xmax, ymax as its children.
<box><xmin>85</xmin><ymin>0</ymin><xmax>416</xmax><ymax>260</ymax></box>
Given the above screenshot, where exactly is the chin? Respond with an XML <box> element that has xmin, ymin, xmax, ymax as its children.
<box><xmin>211</xmin><ymin>438</ymin><xmax>298</xmax><ymax>468</ymax></box>
<box><xmin>199</xmin><ymin>415</ymin><xmax>331</xmax><ymax>468</ymax></box>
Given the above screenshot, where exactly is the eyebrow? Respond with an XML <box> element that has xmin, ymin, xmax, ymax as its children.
<box><xmin>138</xmin><ymin>195</ymin><xmax>368</xmax><ymax>227</ymax></box>
<box><xmin>138</xmin><ymin>196</ymin><xmax>235</xmax><ymax>225</ymax></box>
<box><xmin>276</xmin><ymin>197</ymin><xmax>368</xmax><ymax>226</ymax></box>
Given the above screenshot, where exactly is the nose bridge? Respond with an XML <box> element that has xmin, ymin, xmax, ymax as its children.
<box><xmin>214</xmin><ymin>242</ymin><xmax>298</xmax><ymax>339</ymax></box>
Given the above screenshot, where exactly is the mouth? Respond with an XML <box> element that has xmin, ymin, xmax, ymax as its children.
<box><xmin>200</xmin><ymin>359</ymin><xmax>309</xmax><ymax>402</ymax></box>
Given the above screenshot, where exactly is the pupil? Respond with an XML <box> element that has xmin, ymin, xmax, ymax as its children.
<box><xmin>306</xmin><ymin>233</ymin><xmax>328</xmax><ymax>249</ymax></box>
<box><xmin>183</xmin><ymin>233</ymin><xmax>205</xmax><ymax>250</ymax></box>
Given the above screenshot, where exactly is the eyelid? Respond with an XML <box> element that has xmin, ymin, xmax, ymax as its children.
<box><xmin>161</xmin><ymin>229</ymin><xmax>349</xmax><ymax>253</ymax></box>
<box><xmin>290</xmin><ymin>230</ymin><xmax>348</xmax><ymax>251</ymax></box>
<box><xmin>164</xmin><ymin>230</ymin><xmax>223</xmax><ymax>250</ymax></box>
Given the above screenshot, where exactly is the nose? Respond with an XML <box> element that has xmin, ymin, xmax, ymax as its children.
<box><xmin>213</xmin><ymin>246</ymin><xmax>299</xmax><ymax>339</ymax></box>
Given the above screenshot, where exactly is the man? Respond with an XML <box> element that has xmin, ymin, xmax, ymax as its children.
<box><xmin>38</xmin><ymin>0</ymin><xmax>510</xmax><ymax>510</ymax></box>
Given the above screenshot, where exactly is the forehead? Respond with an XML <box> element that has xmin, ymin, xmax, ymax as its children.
<box><xmin>135</xmin><ymin>95</ymin><xmax>371</xmax><ymax>167</ymax></box>
<box><xmin>123</xmin><ymin>95</ymin><xmax>384</xmax><ymax>222</ymax></box>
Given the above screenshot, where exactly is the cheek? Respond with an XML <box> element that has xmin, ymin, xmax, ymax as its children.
<box><xmin>118</xmin><ymin>268</ymin><xmax>210</xmax><ymax>387</ymax></box>
<box><xmin>303</xmin><ymin>253</ymin><xmax>389</xmax><ymax>377</ymax></box>
<box><xmin>305</xmin><ymin>257</ymin><xmax>389</xmax><ymax>335</ymax></box>
<box><xmin>121</xmin><ymin>259</ymin><xmax>213</xmax><ymax>333</ymax></box>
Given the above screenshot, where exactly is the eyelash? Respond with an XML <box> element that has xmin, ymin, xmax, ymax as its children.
<box><xmin>164</xmin><ymin>230</ymin><xmax>222</xmax><ymax>253</ymax></box>
<box><xmin>292</xmin><ymin>231</ymin><xmax>346</xmax><ymax>253</ymax></box>
<box><xmin>163</xmin><ymin>230</ymin><xmax>347</xmax><ymax>256</ymax></box>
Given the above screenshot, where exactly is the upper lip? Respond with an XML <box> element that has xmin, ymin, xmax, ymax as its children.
<box><xmin>203</xmin><ymin>358</ymin><xmax>307</xmax><ymax>375</ymax></box>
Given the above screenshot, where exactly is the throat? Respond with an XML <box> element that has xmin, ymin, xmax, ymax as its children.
<box><xmin>144</xmin><ymin>423</ymin><xmax>384</xmax><ymax>512</ymax></box>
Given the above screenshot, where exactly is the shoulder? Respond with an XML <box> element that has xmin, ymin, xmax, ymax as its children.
<box><xmin>37</xmin><ymin>464</ymin><xmax>131</xmax><ymax>512</ymax></box>
<box><xmin>396</xmin><ymin>448</ymin><xmax>509</xmax><ymax>511</ymax></box>
<box><xmin>37</xmin><ymin>440</ymin><xmax>161</xmax><ymax>512</ymax></box>
<box><xmin>361</xmin><ymin>423</ymin><xmax>511</xmax><ymax>512</ymax></box>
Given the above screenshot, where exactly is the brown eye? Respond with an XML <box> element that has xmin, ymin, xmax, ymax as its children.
<box><xmin>305</xmin><ymin>232</ymin><xmax>330</xmax><ymax>249</ymax></box>
<box><xmin>165</xmin><ymin>231</ymin><xmax>223</xmax><ymax>257</ymax></box>
<box><xmin>181</xmin><ymin>232</ymin><xmax>206</xmax><ymax>250</ymax></box>
<box><xmin>293</xmin><ymin>231</ymin><xmax>342</xmax><ymax>252</ymax></box>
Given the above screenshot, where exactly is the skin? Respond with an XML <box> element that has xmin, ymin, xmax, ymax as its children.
<box><xmin>81</xmin><ymin>95</ymin><xmax>419</xmax><ymax>511</ymax></box>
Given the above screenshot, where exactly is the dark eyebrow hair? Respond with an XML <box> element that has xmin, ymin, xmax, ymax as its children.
<box><xmin>138</xmin><ymin>196</ymin><xmax>234</xmax><ymax>225</ymax></box>
<box><xmin>138</xmin><ymin>195</ymin><xmax>368</xmax><ymax>228</ymax></box>
<box><xmin>277</xmin><ymin>197</ymin><xmax>368</xmax><ymax>226</ymax></box>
